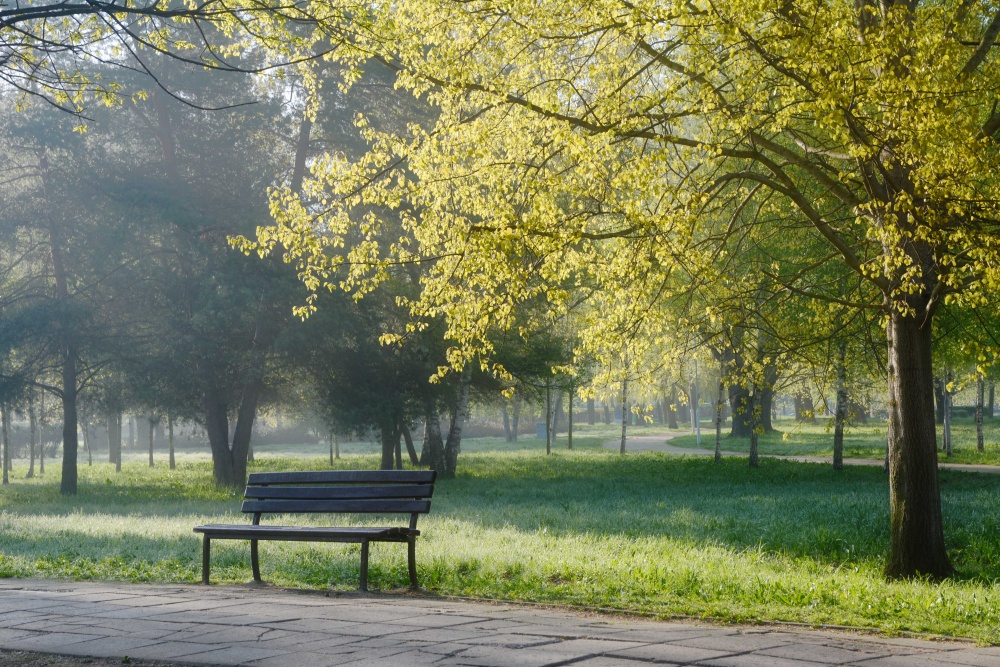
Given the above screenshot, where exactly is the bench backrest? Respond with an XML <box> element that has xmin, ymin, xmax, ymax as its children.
<box><xmin>242</xmin><ymin>470</ymin><xmax>436</xmax><ymax>528</ymax></box>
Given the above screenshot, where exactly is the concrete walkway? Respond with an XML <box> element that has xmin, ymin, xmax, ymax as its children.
<box><xmin>0</xmin><ymin>580</ymin><xmax>997</xmax><ymax>666</ymax></box>
<box><xmin>605</xmin><ymin>434</ymin><xmax>1000</xmax><ymax>474</ymax></box>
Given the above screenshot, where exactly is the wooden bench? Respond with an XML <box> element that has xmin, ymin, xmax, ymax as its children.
<box><xmin>193</xmin><ymin>470</ymin><xmax>436</xmax><ymax>591</ymax></box>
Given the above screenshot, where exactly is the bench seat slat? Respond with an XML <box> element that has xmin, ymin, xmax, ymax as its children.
<box><xmin>240</xmin><ymin>499</ymin><xmax>431</xmax><ymax>514</ymax></box>
<box><xmin>243</xmin><ymin>485</ymin><xmax>434</xmax><ymax>501</ymax></box>
<box><xmin>193</xmin><ymin>524</ymin><xmax>417</xmax><ymax>542</ymax></box>
<box><xmin>248</xmin><ymin>470</ymin><xmax>435</xmax><ymax>485</ymax></box>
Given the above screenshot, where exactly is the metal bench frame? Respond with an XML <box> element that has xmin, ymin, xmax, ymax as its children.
<box><xmin>193</xmin><ymin>470</ymin><xmax>436</xmax><ymax>591</ymax></box>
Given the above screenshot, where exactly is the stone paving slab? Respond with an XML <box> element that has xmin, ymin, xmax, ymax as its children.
<box><xmin>0</xmin><ymin>579</ymin><xmax>995</xmax><ymax>666</ymax></box>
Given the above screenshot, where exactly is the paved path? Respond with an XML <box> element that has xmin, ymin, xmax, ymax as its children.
<box><xmin>0</xmin><ymin>580</ymin><xmax>997</xmax><ymax>666</ymax></box>
<box><xmin>605</xmin><ymin>434</ymin><xmax>1000</xmax><ymax>474</ymax></box>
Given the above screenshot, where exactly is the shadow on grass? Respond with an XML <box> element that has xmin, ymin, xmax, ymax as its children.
<box><xmin>2</xmin><ymin>450</ymin><xmax>999</xmax><ymax>584</ymax></box>
<box><xmin>432</xmin><ymin>452</ymin><xmax>1000</xmax><ymax>581</ymax></box>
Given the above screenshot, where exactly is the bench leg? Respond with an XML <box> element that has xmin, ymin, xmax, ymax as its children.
<box><xmin>251</xmin><ymin>539</ymin><xmax>261</xmax><ymax>583</ymax></box>
<box><xmin>202</xmin><ymin>535</ymin><xmax>211</xmax><ymax>585</ymax></box>
<box><xmin>407</xmin><ymin>537</ymin><xmax>418</xmax><ymax>588</ymax></box>
<box><xmin>359</xmin><ymin>541</ymin><xmax>370</xmax><ymax>592</ymax></box>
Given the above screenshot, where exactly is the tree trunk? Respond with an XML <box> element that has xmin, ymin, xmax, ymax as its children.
<box><xmin>511</xmin><ymin>399</ymin><xmax>520</xmax><ymax>442</ymax></box>
<box><xmin>833</xmin><ymin>341</ymin><xmax>847</xmax><ymax>471</ymax></box>
<box><xmin>394</xmin><ymin>426</ymin><xmax>403</xmax><ymax>470</ymax></box>
<box><xmin>797</xmin><ymin>391</ymin><xmax>816</xmax><ymax>423</ymax></box>
<box><xmin>667</xmin><ymin>387</ymin><xmax>678</xmax><ymax>429</ymax></box>
<box><xmin>545</xmin><ymin>383</ymin><xmax>552</xmax><ymax>456</ymax></box>
<box><xmin>421</xmin><ymin>407</ymin><xmax>445</xmax><ymax>472</ymax></box>
<box><xmin>501</xmin><ymin>403</ymin><xmax>511</xmax><ymax>442</ymax></box>
<box><xmin>943</xmin><ymin>370</ymin><xmax>952</xmax><ymax>457</ymax></box>
<box><xmin>58</xmin><ymin>344</ymin><xmax>79</xmax><ymax>494</ymax></box>
<box><xmin>401</xmin><ymin>423</ymin><xmax>419</xmax><ymax>466</ymax></box>
<box><xmin>884</xmin><ymin>309</ymin><xmax>952</xmax><ymax>579</ymax></box>
<box><xmin>27</xmin><ymin>399</ymin><xmax>36</xmax><ymax>478</ymax></box>
<box><xmin>602</xmin><ymin>401</ymin><xmax>611</xmax><ymax>425</ymax></box>
<box><xmin>379</xmin><ymin>422</ymin><xmax>396</xmax><ymax>470</ymax></box>
<box><xmin>715</xmin><ymin>377</ymin><xmax>724</xmax><ymax>463</ymax></box>
<box><xmin>552</xmin><ymin>394</ymin><xmax>563</xmax><ymax>440</ymax></box>
<box><xmin>107</xmin><ymin>412</ymin><xmax>122</xmax><ymax>472</ymax></box>
<box><xmin>84</xmin><ymin>420</ymin><xmax>91</xmax><ymax>466</ymax></box>
<box><xmin>729</xmin><ymin>384</ymin><xmax>753</xmax><ymax>438</ymax></box>
<box><xmin>168</xmin><ymin>415</ymin><xmax>175</xmax><ymax>470</ymax></box>
<box><xmin>587</xmin><ymin>397</ymin><xmax>595</xmax><ymax>425</ymax></box>
<box><xmin>989</xmin><ymin>381</ymin><xmax>995</xmax><ymax>419</ymax></box>
<box><xmin>759</xmin><ymin>364</ymin><xmax>777</xmax><ymax>433</ymax></box>
<box><xmin>567</xmin><ymin>389</ymin><xmax>573</xmax><ymax>450</ymax></box>
<box><xmin>2</xmin><ymin>402</ymin><xmax>9</xmax><ymax>485</ymax></box>
<box><xmin>747</xmin><ymin>390</ymin><xmax>759</xmax><ymax>468</ymax></box>
<box><xmin>976</xmin><ymin>375</ymin><xmax>985</xmax><ymax>452</ymax></box>
<box><xmin>934</xmin><ymin>378</ymin><xmax>946</xmax><ymax>425</ymax></box>
<box><xmin>148</xmin><ymin>419</ymin><xmax>154</xmax><ymax>468</ymax></box>
<box><xmin>443</xmin><ymin>366</ymin><xmax>472</xmax><ymax>477</ymax></box>
<box><xmin>619</xmin><ymin>378</ymin><xmax>628</xmax><ymax>454</ymax></box>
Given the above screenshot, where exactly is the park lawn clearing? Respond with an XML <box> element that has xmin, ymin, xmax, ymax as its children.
<box><xmin>0</xmin><ymin>440</ymin><xmax>998</xmax><ymax>643</ymax></box>
<box><xmin>669</xmin><ymin>416</ymin><xmax>1000</xmax><ymax>467</ymax></box>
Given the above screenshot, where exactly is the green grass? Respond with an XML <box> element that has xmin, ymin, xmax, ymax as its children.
<box><xmin>2</xmin><ymin>438</ymin><xmax>1000</xmax><ymax>643</ymax></box>
<box><xmin>670</xmin><ymin>416</ymin><xmax>1000</xmax><ymax>466</ymax></box>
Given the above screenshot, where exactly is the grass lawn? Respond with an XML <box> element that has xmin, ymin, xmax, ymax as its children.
<box><xmin>669</xmin><ymin>415</ymin><xmax>1000</xmax><ymax>466</ymax></box>
<box><xmin>1</xmin><ymin>430</ymin><xmax>999</xmax><ymax>643</ymax></box>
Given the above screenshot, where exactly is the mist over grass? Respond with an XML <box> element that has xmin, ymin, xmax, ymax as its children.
<box><xmin>0</xmin><ymin>431</ymin><xmax>999</xmax><ymax>642</ymax></box>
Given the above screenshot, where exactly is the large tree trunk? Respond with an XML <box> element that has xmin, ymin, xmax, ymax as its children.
<box><xmin>587</xmin><ymin>397</ymin><xmax>595</xmax><ymax>425</ymax></box>
<box><xmin>602</xmin><ymin>401</ymin><xmax>611</xmax><ymax>425</ymax></box>
<box><xmin>203</xmin><ymin>388</ymin><xmax>258</xmax><ymax>490</ymax></box>
<box><xmin>442</xmin><ymin>367</ymin><xmax>472</xmax><ymax>478</ymax></box>
<box><xmin>989</xmin><ymin>381</ymin><xmax>995</xmax><ymax>419</ymax></box>
<box><xmin>511</xmin><ymin>399</ymin><xmax>520</xmax><ymax>442</ymax></box>
<box><xmin>833</xmin><ymin>341</ymin><xmax>848</xmax><ymax>471</ymax></box>
<box><xmin>884</xmin><ymin>310</ymin><xmax>952</xmax><ymax>579</ymax></box>
<box><xmin>379</xmin><ymin>422</ymin><xmax>397</xmax><ymax>470</ymax></box>
<box><xmin>501</xmin><ymin>403</ymin><xmax>512</xmax><ymax>442</ymax></box>
<box><xmin>59</xmin><ymin>344</ymin><xmax>79</xmax><ymax>494</ymax></box>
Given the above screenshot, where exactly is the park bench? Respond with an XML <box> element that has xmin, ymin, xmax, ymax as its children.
<box><xmin>193</xmin><ymin>469</ymin><xmax>436</xmax><ymax>591</ymax></box>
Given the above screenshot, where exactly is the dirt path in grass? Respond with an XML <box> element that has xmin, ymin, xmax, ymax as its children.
<box><xmin>604</xmin><ymin>433</ymin><xmax>1000</xmax><ymax>474</ymax></box>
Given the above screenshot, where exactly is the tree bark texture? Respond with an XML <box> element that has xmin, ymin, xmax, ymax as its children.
<box><xmin>667</xmin><ymin>387</ymin><xmax>678</xmax><ymax>429</ymax></box>
<box><xmin>545</xmin><ymin>383</ymin><xmax>552</xmax><ymax>456</ymax></box>
<box><xmin>501</xmin><ymin>404</ymin><xmax>511</xmax><ymax>442</ymax></box>
<box><xmin>148</xmin><ymin>419</ymin><xmax>154</xmax><ymax>467</ymax></box>
<box><xmin>511</xmin><ymin>399</ymin><xmax>520</xmax><ymax>442</ymax></box>
<box><xmin>884</xmin><ymin>310</ymin><xmax>952</xmax><ymax>579</ymax></box>
<box><xmin>747</xmin><ymin>391</ymin><xmax>759</xmax><ymax>468</ymax></box>
<box><xmin>379</xmin><ymin>423</ymin><xmax>397</xmax><ymax>470</ymax></box>
<box><xmin>729</xmin><ymin>384</ymin><xmax>753</xmax><ymax>438</ymax></box>
<box><xmin>107</xmin><ymin>412</ymin><xmax>122</xmax><ymax>472</ymax></box>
